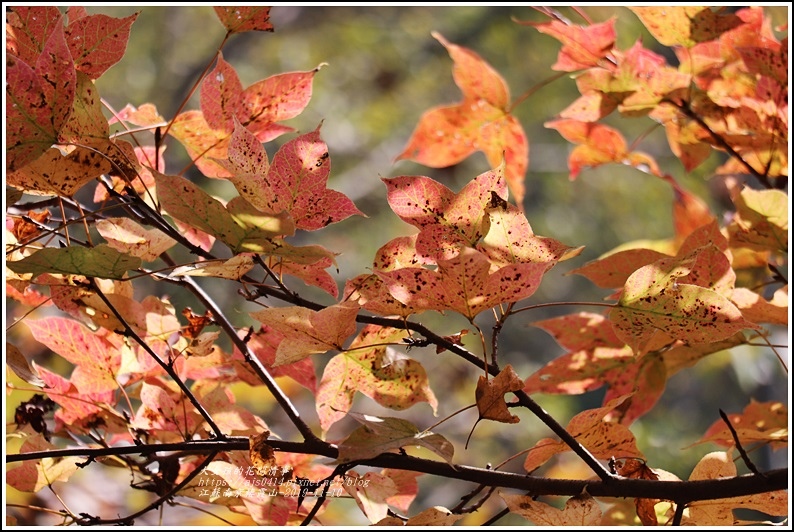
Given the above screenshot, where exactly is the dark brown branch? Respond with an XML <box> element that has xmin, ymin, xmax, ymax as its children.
<box><xmin>7</xmin><ymin>438</ymin><xmax>787</xmax><ymax>504</ymax></box>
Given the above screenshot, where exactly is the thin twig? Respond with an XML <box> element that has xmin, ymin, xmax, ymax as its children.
<box><xmin>87</xmin><ymin>278</ymin><xmax>224</xmax><ymax>439</ymax></box>
<box><xmin>719</xmin><ymin>409</ymin><xmax>765</xmax><ymax>477</ymax></box>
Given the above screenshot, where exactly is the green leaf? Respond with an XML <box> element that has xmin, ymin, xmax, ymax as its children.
<box><xmin>7</xmin><ymin>244</ymin><xmax>141</xmax><ymax>280</ymax></box>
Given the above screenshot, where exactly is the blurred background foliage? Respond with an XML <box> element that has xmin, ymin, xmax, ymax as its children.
<box><xmin>6</xmin><ymin>5</ymin><xmax>789</xmax><ymax>526</ymax></box>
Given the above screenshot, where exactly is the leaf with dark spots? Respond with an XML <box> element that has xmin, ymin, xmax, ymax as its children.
<box><xmin>6</xmin><ymin>55</ymin><xmax>58</xmax><ymax>172</ymax></box>
<box><xmin>6</xmin><ymin>6</ymin><xmax>64</xmax><ymax>65</ymax></box>
<box><xmin>383</xmin><ymin>166</ymin><xmax>507</xmax><ymax>260</ymax></box>
<box><xmin>377</xmin><ymin>247</ymin><xmax>549</xmax><ymax>320</ymax></box>
<box><xmin>35</xmin><ymin>19</ymin><xmax>75</xmax><ymax>133</ymax></box>
<box><xmin>610</xmin><ymin>254</ymin><xmax>760</xmax><ymax>353</ymax></box>
<box><xmin>214</xmin><ymin>6</ymin><xmax>273</xmax><ymax>34</ymax></box>
<box><xmin>64</xmin><ymin>12</ymin><xmax>139</xmax><ymax>79</ymax></box>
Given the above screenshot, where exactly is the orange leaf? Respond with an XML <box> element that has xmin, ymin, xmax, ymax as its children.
<box><xmin>630</xmin><ymin>6</ymin><xmax>742</xmax><ymax>48</ymax></box>
<box><xmin>396</xmin><ymin>33</ymin><xmax>528</xmax><ymax>205</ymax></box>
<box><xmin>377</xmin><ymin>247</ymin><xmax>549</xmax><ymax>320</ymax></box>
<box><xmin>475</xmin><ymin>364</ymin><xmax>523</xmax><ymax>423</ymax></box>
<box><xmin>697</xmin><ymin>399</ymin><xmax>788</xmax><ymax>451</ymax></box>
<box><xmin>26</xmin><ymin>317</ymin><xmax>121</xmax><ymax>394</ymax></box>
<box><xmin>526</xmin><ymin>18</ymin><xmax>617</xmax><ymax>71</ymax></box>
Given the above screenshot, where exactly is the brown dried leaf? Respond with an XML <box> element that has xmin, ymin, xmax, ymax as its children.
<box><xmin>475</xmin><ymin>364</ymin><xmax>523</xmax><ymax>423</ymax></box>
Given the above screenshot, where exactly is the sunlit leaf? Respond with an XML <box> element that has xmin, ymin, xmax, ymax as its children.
<box><xmin>523</xmin><ymin>17</ymin><xmax>616</xmax><ymax>71</ymax></box>
<box><xmin>610</xmin><ymin>254</ymin><xmax>760</xmax><ymax>353</ymax></box>
<box><xmin>502</xmin><ymin>491</ymin><xmax>602</xmax><ymax>526</ymax></box>
<box><xmin>250</xmin><ymin>302</ymin><xmax>359</xmax><ymax>366</ymax></box>
<box><xmin>685</xmin><ymin>451</ymin><xmax>788</xmax><ymax>525</ymax></box>
<box><xmin>96</xmin><ymin>217</ymin><xmax>177</xmax><ymax>262</ymax></box>
<box><xmin>377</xmin><ymin>247</ymin><xmax>549</xmax><ymax>320</ymax></box>
<box><xmin>396</xmin><ymin>33</ymin><xmax>528</xmax><ymax>205</ymax></box>
<box><xmin>27</xmin><ymin>317</ymin><xmax>121</xmax><ymax>394</ymax></box>
<box><xmin>64</xmin><ymin>12</ymin><xmax>139</xmax><ymax>79</ymax></box>
<box><xmin>316</xmin><ymin>325</ymin><xmax>437</xmax><ymax>432</ymax></box>
<box><xmin>697</xmin><ymin>400</ymin><xmax>788</xmax><ymax>451</ymax></box>
<box><xmin>630</xmin><ymin>6</ymin><xmax>742</xmax><ymax>48</ymax></box>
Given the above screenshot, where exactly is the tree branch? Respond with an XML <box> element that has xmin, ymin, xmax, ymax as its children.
<box><xmin>7</xmin><ymin>438</ymin><xmax>787</xmax><ymax>503</ymax></box>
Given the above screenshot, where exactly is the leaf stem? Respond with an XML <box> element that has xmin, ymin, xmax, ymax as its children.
<box><xmin>508</xmin><ymin>71</ymin><xmax>570</xmax><ymax>113</ymax></box>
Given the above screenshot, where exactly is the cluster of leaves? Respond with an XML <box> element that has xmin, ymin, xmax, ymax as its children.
<box><xmin>5</xmin><ymin>5</ymin><xmax>789</xmax><ymax>526</ymax></box>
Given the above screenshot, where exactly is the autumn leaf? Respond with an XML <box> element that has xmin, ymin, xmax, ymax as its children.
<box><xmin>168</xmin><ymin>110</ymin><xmax>232</xmax><ymax>178</ymax></box>
<box><xmin>382</xmin><ymin>166</ymin><xmax>506</xmax><ymax>260</ymax></box>
<box><xmin>250</xmin><ymin>301</ymin><xmax>359</xmax><ymax>366</ymax></box>
<box><xmin>7</xmin><ymin>142</ymin><xmax>114</xmax><ymax>196</ymax></box>
<box><xmin>405</xmin><ymin>506</ymin><xmax>462</xmax><ymax>526</ymax></box>
<box><xmin>342</xmin><ymin>471</ymin><xmax>397</xmax><ymax>523</ymax></box>
<box><xmin>201</xmin><ymin>53</ymin><xmax>244</xmax><ymax>134</ymax></box>
<box><xmin>378</xmin><ymin>247</ymin><xmax>550</xmax><ymax>320</ymax></box>
<box><xmin>26</xmin><ymin>317</ymin><xmax>121</xmax><ymax>395</ymax></box>
<box><xmin>696</xmin><ymin>400</ymin><xmax>788</xmax><ymax>451</ymax></box>
<box><xmin>609</xmin><ymin>253</ymin><xmax>760</xmax><ymax>353</ymax></box>
<box><xmin>569</xmin><ymin>248</ymin><xmax>672</xmax><ymax>289</ymax></box>
<box><xmin>502</xmin><ymin>491</ymin><xmax>602</xmax><ymax>526</ymax></box>
<box><xmin>7</xmin><ymin>244</ymin><xmax>142</xmax><ymax>280</ymax></box>
<box><xmin>396</xmin><ymin>32</ymin><xmax>528</xmax><ymax>205</ymax></box>
<box><xmin>524</xmin><ymin>394</ymin><xmax>643</xmax><ymax>472</ymax></box>
<box><xmin>316</xmin><ymin>325</ymin><xmax>437</xmax><ymax>432</ymax></box>
<box><xmin>731</xmin><ymin>286</ymin><xmax>788</xmax><ymax>326</ymax></box>
<box><xmin>263</xmin><ymin>125</ymin><xmax>364</xmax><ymax>230</ymax></box>
<box><xmin>64</xmin><ymin>11</ymin><xmax>139</xmax><ymax>79</ymax></box>
<box><xmin>214</xmin><ymin>7</ymin><xmax>274</xmax><ymax>34</ymax></box>
<box><xmin>630</xmin><ymin>6</ymin><xmax>743</xmax><ymax>48</ymax></box>
<box><xmin>381</xmin><ymin>469</ymin><xmax>421</xmax><ymax>514</ymax></box>
<box><xmin>478</xmin><ymin>203</ymin><xmax>581</xmax><ymax>268</ymax></box>
<box><xmin>475</xmin><ymin>365</ymin><xmax>523</xmax><ymax>423</ymax></box>
<box><xmin>545</xmin><ymin>118</ymin><xmax>661</xmax><ymax>179</ymax></box>
<box><xmin>97</xmin><ymin>217</ymin><xmax>177</xmax><ymax>262</ymax></box>
<box><xmin>5</xmin><ymin>6</ymin><xmax>64</xmax><ymax>65</ymax></box>
<box><xmin>337</xmin><ymin>413</ymin><xmax>454</xmax><ymax>464</ymax></box>
<box><xmin>522</xmin><ymin>17</ymin><xmax>617</xmax><ymax>71</ymax></box>
<box><xmin>6</xmin><ymin>343</ymin><xmax>45</xmax><ymax>387</ymax></box>
<box><xmin>58</xmin><ymin>71</ymin><xmax>111</xmax><ymax>144</ymax></box>
<box><xmin>33</xmin><ymin>364</ymin><xmax>117</xmax><ymax>427</ymax></box>
<box><xmin>5</xmin><ymin>54</ymin><xmax>59</xmax><ymax>172</ymax></box>
<box><xmin>525</xmin><ymin>312</ymin><xmax>671</xmax><ymax>425</ymax></box>
<box><xmin>685</xmin><ymin>451</ymin><xmax>788</xmax><ymax>525</ymax></box>
<box><xmin>5</xmin><ymin>434</ymin><xmax>82</xmax><ymax>493</ymax></box>
<box><xmin>170</xmin><ymin>255</ymin><xmax>255</xmax><ymax>280</ymax></box>
<box><xmin>727</xmin><ymin>186</ymin><xmax>788</xmax><ymax>253</ymax></box>
<box><xmin>615</xmin><ymin>458</ymin><xmax>660</xmax><ymax>526</ymax></box>
<box><xmin>35</xmin><ymin>20</ymin><xmax>75</xmax><ymax>133</ymax></box>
